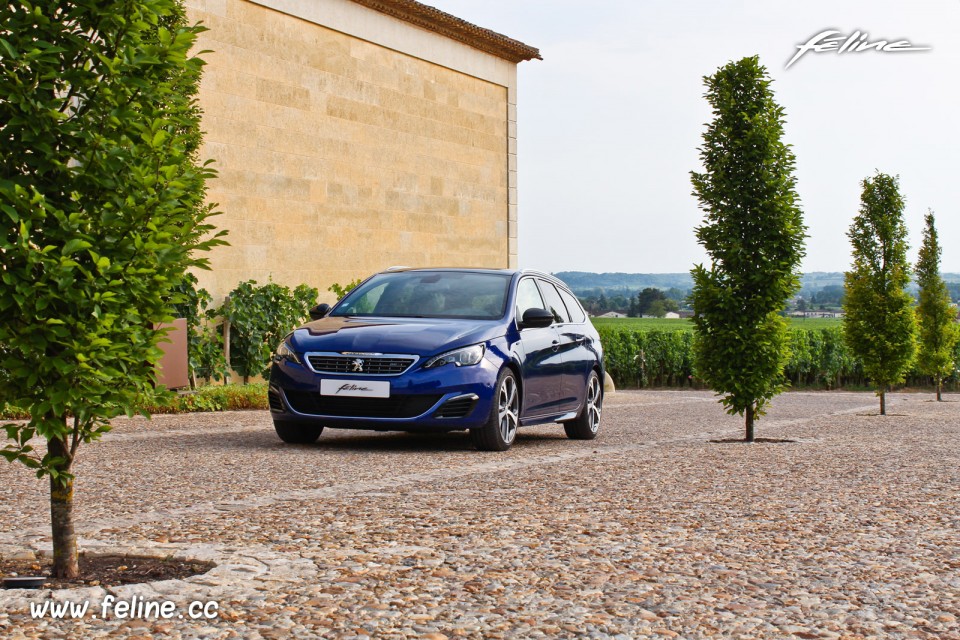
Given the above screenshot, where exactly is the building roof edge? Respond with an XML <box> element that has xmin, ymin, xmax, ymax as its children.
<box><xmin>349</xmin><ymin>0</ymin><xmax>542</xmax><ymax>63</ymax></box>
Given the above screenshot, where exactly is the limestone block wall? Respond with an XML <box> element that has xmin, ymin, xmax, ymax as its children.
<box><xmin>184</xmin><ymin>0</ymin><xmax>519</xmax><ymax>304</ymax></box>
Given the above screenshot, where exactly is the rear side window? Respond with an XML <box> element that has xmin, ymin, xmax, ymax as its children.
<box><xmin>537</xmin><ymin>280</ymin><xmax>570</xmax><ymax>323</ymax></box>
<box><xmin>516</xmin><ymin>278</ymin><xmax>545</xmax><ymax>320</ymax></box>
<box><xmin>558</xmin><ymin>288</ymin><xmax>586</xmax><ymax>323</ymax></box>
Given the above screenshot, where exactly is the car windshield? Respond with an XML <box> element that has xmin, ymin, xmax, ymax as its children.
<box><xmin>332</xmin><ymin>271</ymin><xmax>510</xmax><ymax>320</ymax></box>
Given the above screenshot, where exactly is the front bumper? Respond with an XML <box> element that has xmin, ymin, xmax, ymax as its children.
<box><xmin>268</xmin><ymin>355</ymin><xmax>499</xmax><ymax>431</ymax></box>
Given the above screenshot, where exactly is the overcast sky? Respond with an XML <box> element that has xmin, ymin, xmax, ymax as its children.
<box><xmin>426</xmin><ymin>0</ymin><xmax>960</xmax><ymax>274</ymax></box>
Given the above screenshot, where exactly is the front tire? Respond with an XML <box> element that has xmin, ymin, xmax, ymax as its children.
<box><xmin>471</xmin><ymin>369</ymin><xmax>519</xmax><ymax>451</ymax></box>
<box><xmin>563</xmin><ymin>371</ymin><xmax>602</xmax><ymax>440</ymax></box>
<box><xmin>274</xmin><ymin>420</ymin><xmax>324</xmax><ymax>444</ymax></box>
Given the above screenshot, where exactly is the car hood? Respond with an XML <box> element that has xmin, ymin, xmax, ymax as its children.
<box><xmin>288</xmin><ymin>316</ymin><xmax>506</xmax><ymax>356</ymax></box>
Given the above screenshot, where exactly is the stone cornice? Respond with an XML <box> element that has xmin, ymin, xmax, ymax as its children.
<box><xmin>349</xmin><ymin>0</ymin><xmax>542</xmax><ymax>63</ymax></box>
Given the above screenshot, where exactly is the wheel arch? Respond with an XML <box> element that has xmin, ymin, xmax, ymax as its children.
<box><xmin>592</xmin><ymin>363</ymin><xmax>605</xmax><ymax>400</ymax></box>
<box><xmin>503</xmin><ymin>358</ymin><xmax>524</xmax><ymax>413</ymax></box>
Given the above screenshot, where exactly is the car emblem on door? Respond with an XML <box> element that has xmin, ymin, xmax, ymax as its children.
<box><xmin>351</xmin><ymin>359</ymin><xmax>364</xmax><ymax>372</ymax></box>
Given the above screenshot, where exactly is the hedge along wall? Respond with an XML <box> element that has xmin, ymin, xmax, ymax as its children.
<box><xmin>597</xmin><ymin>327</ymin><xmax>960</xmax><ymax>390</ymax></box>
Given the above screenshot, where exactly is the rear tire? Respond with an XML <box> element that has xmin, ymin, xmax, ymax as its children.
<box><xmin>471</xmin><ymin>369</ymin><xmax>519</xmax><ymax>451</ymax></box>
<box><xmin>274</xmin><ymin>420</ymin><xmax>324</xmax><ymax>444</ymax></box>
<box><xmin>563</xmin><ymin>371</ymin><xmax>602</xmax><ymax>440</ymax></box>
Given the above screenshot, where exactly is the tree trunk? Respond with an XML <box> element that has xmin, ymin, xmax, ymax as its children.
<box><xmin>936</xmin><ymin>378</ymin><xmax>942</xmax><ymax>402</ymax></box>
<box><xmin>223</xmin><ymin>311</ymin><xmax>231</xmax><ymax>386</ymax></box>
<box><xmin>879</xmin><ymin>390</ymin><xmax>886</xmax><ymax>416</ymax></box>
<box><xmin>48</xmin><ymin>438</ymin><xmax>79</xmax><ymax>579</ymax></box>
<box><xmin>745</xmin><ymin>404</ymin><xmax>755</xmax><ymax>442</ymax></box>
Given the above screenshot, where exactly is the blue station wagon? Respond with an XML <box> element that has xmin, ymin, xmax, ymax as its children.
<box><xmin>268</xmin><ymin>268</ymin><xmax>604</xmax><ymax>450</ymax></box>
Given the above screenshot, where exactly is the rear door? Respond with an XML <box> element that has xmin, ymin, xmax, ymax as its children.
<box><xmin>555</xmin><ymin>285</ymin><xmax>596</xmax><ymax>408</ymax></box>
<box><xmin>536</xmin><ymin>279</ymin><xmax>584</xmax><ymax>412</ymax></box>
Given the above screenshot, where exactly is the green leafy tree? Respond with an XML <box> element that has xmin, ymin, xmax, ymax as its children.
<box><xmin>171</xmin><ymin>272</ymin><xmax>212</xmax><ymax>388</ymax></box>
<box><xmin>843</xmin><ymin>173</ymin><xmax>916</xmax><ymax>415</ymax></box>
<box><xmin>609</xmin><ymin>293</ymin><xmax>629</xmax><ymax>313</ymax></box>
<box><xmin>597</xmin><ymin>292</ymin><xmax>609</xmax><ymax>313</ymax></box>
<box><xmin>914</xmin><ymin>211</ymin><xmax>958</xmax><ymax>401</ymax></box>
<box><xmin>689</xmin><ymin>56</ymin><xmax>807</xmax><ymax>441</ymax></box>
<box><xmin>224</xmin><ymin>281</ymin><xmax>318</xmax><ymax>382</ymax></box>
<box><xmin>637</xmin><ymin>287</ymin><xmax>667</xmax><ymax>316</ymax></box>
<box><xmin>648</xmin><ymin>299</ymin><xmax>668</xmax><ymax>318</ymax></box>
<box><xmin>0</xmin><ymin>0</ymin><xmax>224</xmax><ymax>577</ymax></box>
<box><xmin>664</xmin><ymin>287</ymin><xmax>689</xmax><ymax>304</ymax></box>
<box><xmin>170</xmin><ymin>272</ymin><xmax>231</xmax><ymax>386</ymax></box>
<box><xmin>328</xmin><ymin>278</ymin><xmax>363</xmax><ymax>300</ymax></box>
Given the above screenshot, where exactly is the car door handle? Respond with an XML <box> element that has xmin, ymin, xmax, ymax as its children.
<box><xmin>551</xmin><ymin>339</ymin><xmax>560</xmax><ymax>352</ymax></box>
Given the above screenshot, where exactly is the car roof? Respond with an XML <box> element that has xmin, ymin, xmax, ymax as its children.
<box><xmin>375</xmin><ymin>267</ymin><xmax>573</xmax><ymax>291</ymax></box>
<box><xmin>381</xmin><ymin>266</ymin><xmax>513</xmax><ymax>275</ymax></box>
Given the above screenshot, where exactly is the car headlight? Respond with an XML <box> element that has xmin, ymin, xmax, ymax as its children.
<box><xmin>423</xmin><ymin>344</ymin><xmax>485</xmax><ymax>369</ymax></box>
<box><xmin>273</xmin><ymin>340</ymin><xmax>302</xmax><ymax>365</ymax></box>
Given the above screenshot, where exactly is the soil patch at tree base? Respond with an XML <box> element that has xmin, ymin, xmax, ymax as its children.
<box><xmin>709</xmin><ymin>437</ymin><xmax>799</xmax><ymax>444</ymax></box>
<box><xmin>1</xmin><ymin>554</ymin><xmax>213</xmax><ymax>591</ymax></box>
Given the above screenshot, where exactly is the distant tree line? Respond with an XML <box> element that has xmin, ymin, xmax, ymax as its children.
<box><xmin>574</xmin><ymin>280</ymin><xmax>959</xmax><ymax>316</ymax></box>
<box><xmin>796</xmin><ymin>282</ymin><xmax>960</xmax><ymax>311</ymax></box>
<box><xmin>796</xmin><ymin>284</ymin><xmax>846</xmax><ymax>309</ymax></box>
<box><xmin>576</xmin><ymin>287</ymin><xmax>689</xmax><ymax>316</ymax></box>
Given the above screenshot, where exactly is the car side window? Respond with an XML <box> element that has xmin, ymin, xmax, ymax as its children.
<box><xmin>538</xmin><ymin>280</ymin><xmax>570</xmax><ymax>323</ymax></box>
<box><xmin>558</xmin><ymin>288</ymin><xmax>586</xmax><ymax>323</ymax></box>
<box><xmin>516</xmin><ymin>278</ymin><xmax>545</xmax><ymax>321</ymax></box>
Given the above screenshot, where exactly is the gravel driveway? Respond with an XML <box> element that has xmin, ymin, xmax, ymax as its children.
<box><xmin>1</xmin><ymin>390</ymin><xmax>958</xmax><ymax>639</ymax></box>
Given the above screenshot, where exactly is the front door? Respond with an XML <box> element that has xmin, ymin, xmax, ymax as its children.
<box><xmin>514</xmin><ymin>277</ymin><xmax>563</xmax><ymax>417</ymax></box>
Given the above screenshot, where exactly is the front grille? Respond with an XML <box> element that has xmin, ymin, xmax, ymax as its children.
<box><xmin>284</xmin><ymin>390</ymin><xmax>442</xmax><ymax>418</ymax></box>
<box><xmin>435</xmin><ymin>395</ymin><xmax>478</xmax><ymax>419</ymax></box>
<box><xmin>306</xmin><ymin>353</ymin><xmax>416</xmax><ymax>376</ymax></box>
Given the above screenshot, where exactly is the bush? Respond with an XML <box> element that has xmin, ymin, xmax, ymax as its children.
<box><xmin>329</xmin><ymin>279</ymin><xmax>363</xmax><ymax>300</ymax></box>
<box><xmin>139</xmin><ymin>383</ymin><xmax>269</xmax><ymax>413</ymax></box>
<box><xmin>168</xmin><ymin>276</ymin><xmax>332</xmax><ymax>386</ymax></box>
<box><xmin>1</xmin><ymin>384</ymin><xmax>268</xmax><ymax>420</ymax></box>
<box><xmin>222</xmin><ymin>280</ymin><xmax>318</xmax><ymax>382</ymax></box>
<box><xmin>171</xmin><ymin>273</ymin><xmax>228</xmax><ymax>385</ymax></box>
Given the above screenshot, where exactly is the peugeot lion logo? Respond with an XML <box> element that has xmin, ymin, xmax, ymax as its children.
<box><xmin>351</xmin><ymin>359</ymin><xmax>364</xmax><ymax>372</ymax></box>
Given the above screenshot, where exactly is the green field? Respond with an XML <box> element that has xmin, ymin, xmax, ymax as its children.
<box><xmin>590</xmin><ymin>316</ymin><xmax>843</xmax><ymax>331</ymax></box>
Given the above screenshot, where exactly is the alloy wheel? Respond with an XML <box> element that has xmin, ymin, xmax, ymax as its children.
<box><xmin>585</xmin><ymin>375</ymin><xmax>602</xmax><ymax>433</ymax></box>
<box><xmin>498</xmin><ymin>374</ymin><xmax>519</xmax><ymax>444</ymax></box>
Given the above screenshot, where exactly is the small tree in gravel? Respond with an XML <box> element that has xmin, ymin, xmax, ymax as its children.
<box><xmin>914</xmin><ymin>211</ymin><xmax>958</xmax><ymax>401</ymax></box>
<box><xmin>223</xmin><ymin>280</ymin><xmax>318</xmax><ymax>383</ymax></box>
<box><xmin>843</xmin><ymin>173</ymin><xmax>916</xmax><ymax>415</ymax></box>
<box><xmin>689</xmin><ymin>56</ymin><xmax>807</xmax><ymax>442</ymax></box>
<box><xmin>0</xmin><ymin>0</ymin><xmax>223</xmax><ymax>577</ymax></box>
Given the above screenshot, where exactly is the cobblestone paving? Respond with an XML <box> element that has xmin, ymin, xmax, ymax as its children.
<box><xmin>1</xmin><ymin>390</ymin><xmax>958</xmax><ymax>639</ymax></box>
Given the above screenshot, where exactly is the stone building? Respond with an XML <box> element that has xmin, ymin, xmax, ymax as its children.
<box><xmin>184</xmin><ymin>0</ymin><xmax>540</xmax><ymax>302</ymax></box>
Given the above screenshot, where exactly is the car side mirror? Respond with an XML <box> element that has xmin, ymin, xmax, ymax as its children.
<box><xmin>309</xmin><ymin>303</ymin><xmax>331</xmax><ymax>320</ymax></box>
<box><xmin>520</xmin><ymin>307</ymin><xmax>554</xmax><ymax>329</ymax></box>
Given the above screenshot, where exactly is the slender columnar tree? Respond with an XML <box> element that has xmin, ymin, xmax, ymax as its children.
<box><xmin>843</xmin><ymin>173</ymin><xmax>916</xmax><ymax>415</ymax></box>
<box><xmin>914</xmin><ymin>211</ymin><xmax>958</xmax><ymax>401</ymax></box>
<box><xmin>0</xmin><ymin>0</ymin><xmax>224</xmax><ymax>577</ymax></box>
<box><xmin>690</xmin><ymin>56</ymin><xmax>807</xmax><ymax>442</ymax></box>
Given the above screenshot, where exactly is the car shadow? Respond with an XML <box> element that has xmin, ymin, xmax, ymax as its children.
<box><xmin>166</xmin><ymin>425</ymin><xmax>569</xmax><ymax>453</ymax></box>
<box><xmin>300</xmin><ymin>428</ymin><xmax>568</xmax><ymax>452</ymax></box>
